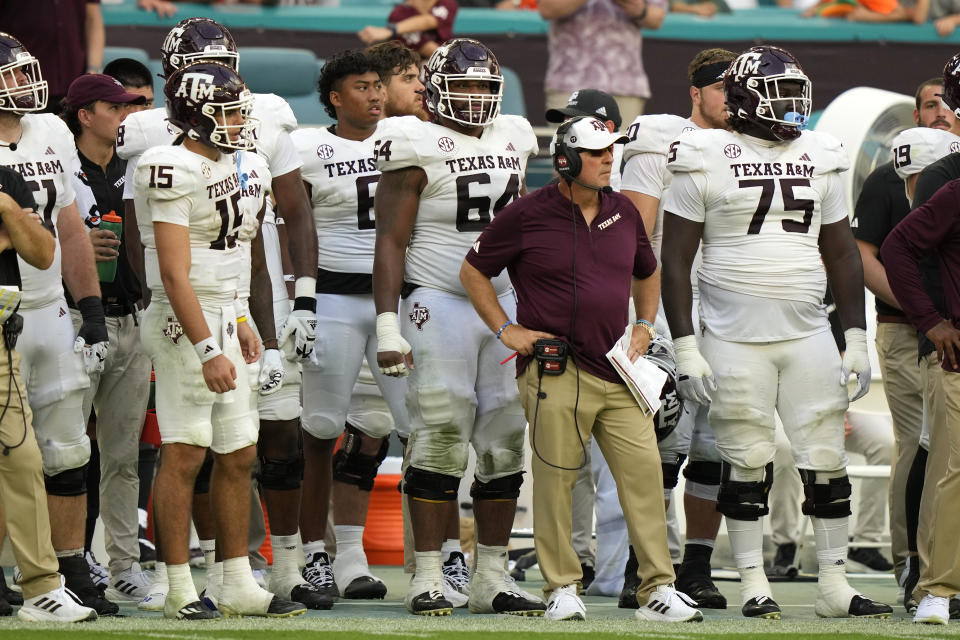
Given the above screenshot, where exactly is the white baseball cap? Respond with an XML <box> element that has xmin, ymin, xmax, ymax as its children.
<box><xmin>549</xmin><ymin>116</ymin><xmax>629</xmax><ymax>156</ymax></box>
<box><xmin>891</xmin><ymin>126</ymin><xmax>960</xmax><ymax>179</ymax></box>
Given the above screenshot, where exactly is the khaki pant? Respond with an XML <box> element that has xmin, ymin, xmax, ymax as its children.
<box><xmin>71</xmin><ymin>311</ymin><xmax>152</xmax><ymax>574</ymax></box>
<box><xmin>545</xmin><ymin>91</ymin><xmax>646</xmax><ymax>130</ymax></box>
<box><xmin>875</xmin><ymin>321</ymin><xmax>924</xmax><ymax>578</ymax></box>
<box><xmin>918</xmin><ymin>370</ymin><xmax>960</xmax><ymax>597</ymax></box>
<box><xmin>917</xmin><ymin>353</ymin><xmax>948</xmax><ymax>580</ymax></box>
<box><xmin>0</xmin><ymin>340</ymin><xmax>60</xmax><ymax>598</ymax></box>
<box><xmin>519</xmin><ymin>363</ymin><xmax>672</xmax><ymax>600</ymax></box>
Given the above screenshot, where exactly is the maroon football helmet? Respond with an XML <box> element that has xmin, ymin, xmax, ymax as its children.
<box><xmin>724</xmin><ymin>46</ymin><xmax>811</xmax><ymax>141</ymax></box>
<box><xmin>164</xmin><ymin>62</ymin><xmax>257</xmax><ymax>152</ymax></box>
<box><xmin>644</xmin><ymin>336</ymin><xmax>683</xmax><ymax>442</ymax></box>
<box><xmin>942</xmin><ymin>52</ymin><xmax>960</xmax><ymax>118</ymax></box>
<box><xmin>0</xmin><ymin>32</ymin><xmax>47</xmax><ymax>114</ymax></box>
<box><xmin>160</xmin><ymin>17</ymin><xmax>239</xmax><ymax>79</ymax></box>
<box><xmin>421</xmin><ymin>38</ymin><xmax>503</xmax><ymax>127</ymax></box>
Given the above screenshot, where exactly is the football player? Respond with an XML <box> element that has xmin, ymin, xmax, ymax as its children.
<box><xmin>661</xmin><ymin>45</ymin><xmax>892</xmax><ymax>620</ymax></box>
<box><xmin>135</xmin><ymin>60</ymin><xmax>304</xmax><ymax>620</ymax></box>
<box><xmin>367</xmin><ymin>41</ymin><xmax>428</xmax><ymax>120</ymax></box>
<box><xmin>372</xmin><ymin>38</ymin><xmax>544</xmax><ymax>617</ymax></box>
<box><xmin>0</xmin><ymin>32</ymin><xmax>115</xmax><ymax>615</ymax></box>
<box><xmin>293</xmin><ymin>49</ymin><xmax>408</xmax><ymax>602</ymax></box>
<box><xmin>116</xmin><ymin>17</ymin><xmax>326</xmax><ymax>612</ymax></box>
<box><xmin>616</xmin><ymin>47</ymin><xmax>736</xmax><ymax>610</ymax></box>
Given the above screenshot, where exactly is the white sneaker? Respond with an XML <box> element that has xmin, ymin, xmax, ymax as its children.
<box><xmin>635</xmin><ymin>585</ymin><xmax>703</xmax><ymax>622</ymax></box>
<box><xmin>468</xmin><ymin>571</ymin><xmax>546</xmax><ymax>616</ymax></box>
<box><xmin>442</xmin><ymin>551</ymin><xmax>470</xmax><ymax>607</ymax></box>
<box><xmin>545</xmin><ymin>584</ymin><xmax>586</xmax><ymax>621</ymax></box>
<box><xmin>18</xmin><ymin>576</ymin><xmax>97</xmax><ymax>623</ymax></box>
<box><xmin>105</xmin><ymin>562</ymin><xmax>153</xmax><ymax>602</ymax></box>
<box><xmin>332</xmin><ymin>546</ymin><xmax>386</xmax><ymax>599</ymax></box>
<box><xmin>85</xmin><ymin>551</ymin><xmax>108</xmax><ymax>591</ymax></box>
<box><xmin>137</xmin><ymin>579</ymin><xmax>168</xmax><ymax>611</ymax></box>
<box><xmin>914</xmin><ymin>595</ymin><xmax>949</xmax><ymax>625</ymax></box>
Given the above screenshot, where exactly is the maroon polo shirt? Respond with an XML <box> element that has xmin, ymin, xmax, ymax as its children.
<box><xmin>881</xmin><ymin>179</ymin><xmax>960</xmax><ymax>373</ymax></box>
<box><xmin>466</xmin><ymin>183</ymin><xmax>657</xmax><ymax>383</ymax></box>
<box><xmin>388</xmin><ymin>0</ymin><xmax>457</xmax><ymax>53</ymax></box>
<box><xmin>0</xmin><ymin>0</ymin><xmax>97</xmax><ymax>99</ymax></box>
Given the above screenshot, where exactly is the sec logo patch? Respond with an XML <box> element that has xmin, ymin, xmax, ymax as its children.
<box><xmin>317</xmin><ymin>144</ymin><xmax>334</xmax><ymax>160</ymax></box>
<box><xmin>723</xmin><ymin>144</ymin><xmax>742</xmax><ymax>159</ymax></box>
<box><xmin>438</xmin><ymin>137</ymin><xmax>455</xmax><ymax>153</ymax></box>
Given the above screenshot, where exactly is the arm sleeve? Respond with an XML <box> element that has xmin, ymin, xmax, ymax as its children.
<box><xmin>620</xmin><ymin>152</ymin><xmax>666</xmax><ymax>198</ymax></box>
<box><xmin>820</xmin><ymin>172</ymin><xmax>849</xmax><ymax>225</ymax></box>
<box><xmin>881</xmin><ymin>183</ymin><xmax>960</xmax><ymax>333</ymax></box>
<box><xmin>464</xmin><ymin>202</ymin><xmax>524</xmax><ymax>279</ymax></box>
<box><xmin>851</xmin><ymin>167</ymin><xmax>893</xmax><ymax>247</ymax></box>
<box><xmin>661</xmin><ymin>170</ymin><xmax>707</xmax><ymax>223</ymax></box>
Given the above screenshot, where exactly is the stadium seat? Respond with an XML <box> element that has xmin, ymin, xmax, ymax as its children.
<box><xmin>147</xmin><ymin>59</ymin><xmax>166</xmax><ymax>109</ymax></box>
<box><xmin>103</xmin><ymin>46</ymin><xmax>150</xmax><ymax>67</ymax></box>
<box><xmin>500</xmin><ymin>66</ymin><xmax>526</xmax><ymax>118</ymax></box>
<box><xmin>238</xmin><ymin>47</ymin><xmax>331</xmax><ymax>126</ymax></box>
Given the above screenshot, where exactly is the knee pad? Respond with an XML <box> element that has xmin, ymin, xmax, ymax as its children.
<box><xmin>684</xmin><ymin>460</ymin><xmax>721</xmax><ymax>485</ymax></box>
<box><xmin>44</xmin><ymin>464</ymin><xmax>88</xmax><ymax>496</ymax></box>
<box><xmin>470</xmin><ymin>472</ymin><xmax>523</xmax><ymax>501</ymax></box>
<box><xmin>403</xmin><ymin>466</ymin><xmax>460</xmax><ymax>502</ymax></box>
<box><xmin>716</xmin><ymin>461</ymin><xmax>772</xmax><ymax>521</ymax></box>
<box><xmin>34</xmin><ymin>393</ymin><xmax>90</xmax><ymax>476</ymax></box>
<box><xmin>332</xmin><ymin>424</ymin><xmax>389</xmax><ymax>491</ymax></box>
<box><xmin>661</xmin><ymin>453</ymin><xmax>687</xmax><ymax>490</ymax></box>
<box><xmin>258</xmin><ymin>454</ymin><xmax>304</xmax><ymax>491</ymax></box>
<box><xmin>798</xmin><ymin>468</ymin><xmax>851</xmax><ymax>518</ymax></box>
<box><xmin>194</xmin><ymin>454</ymin><xmax>214</xmax><ymax>494</ymax></box>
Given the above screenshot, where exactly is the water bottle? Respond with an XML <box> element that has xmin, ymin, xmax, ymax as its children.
<box><xmin>96</xmin><ymin>211</ymin><xmax>123</xmax><ymax>283</ymax></box>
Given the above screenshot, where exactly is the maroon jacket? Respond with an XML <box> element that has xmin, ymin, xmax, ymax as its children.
<box><xmin>465</xmin><ymin>183</ymin><xmax>657</xmax><ymax>383</ymax></box>
<box><xmin>881</xmin><ymin>179</ymin><xmax>960</xmax><ymax>372</ymax></box>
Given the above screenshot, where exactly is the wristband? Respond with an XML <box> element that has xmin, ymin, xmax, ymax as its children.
<box><xmin>388</xmin><ymin>22</ymin><xmax>399</xmax><ymax>38</ymax></box>
<box><xmin>237</xmin><ymin>316</ymin><xmax>247</xmax><ymax>324</ymax></box>
<box><xmin>194</xmin><ymin>337</ymin><xmax>222</xmax><ymax>364</ymax></box>
<box><xmin>497</xmin><ymin>320</ymin><xmax>513</xmax><ymax>339</ymax></box>
<box><xmin>283</xmin><ymin>274</ymin><xmax>295</xmax><ymax>283</ymax></box>
<box><xmin>634</xmin><ymin>318</ymin><xmax>656</xmax><ymax>339</ymax></box>
<box><xmin>294</xmin><ymin>276</ymin><xmax>316</xmax><ymax>299</ymax></box>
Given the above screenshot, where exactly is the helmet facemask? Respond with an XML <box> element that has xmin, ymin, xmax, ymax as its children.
<box><xmin>748</xmin><ymin>73</ymin><xmax>811</xmax><ymax>141</ymax></box>
<box><xmin>195</xmin><ymin>90</ymin><xmax>258</xmax><ymax>152</ymax></box>
<box><xmin>431</xmin><ymin>72</ymin><xmax>503</xmax><ymax>127</ymax></box>
<box><xmin>0</xmin><ymin>52</ymin><xmax>47</xmax><ymax>114</ymax></box>
<box><xmin>167</xmin><ymin>47</ymin><xmax>239</xmax><ymax>77</ymax></box>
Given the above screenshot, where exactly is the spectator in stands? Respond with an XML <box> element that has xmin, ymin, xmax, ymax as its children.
<box><xmin>669</xmin><ymin>0</ymin><xmax>721</xmax><ymax>16</ymax></box>
<box><xmin>0</xmin><ymin>1</ymin><xmax>105</xmax><ymax>112</ymax></box>
<box><xmin>358</xmin><ymin>0</ymin><xmax>459</xmax><ymax>58</ymax></box>
<box><xmin>136</xmin><ymin>0</ymin><xmax>177</xmax><ymax>17</ymax></box>
<box><xmin>912</xmin><ymin>0</ymin><xmax>960</xmax><ymax>35</ymax></box>
<box><xmin>459</xmin><ymin>0</ymin><xmax>537</xmax><ymax>7</ymax></box>
<box><xmin>801</xmin><ymin>0</ymin><xmax>920</xmax><ymax>22</ymax></box>
<box><xmin>539</xmin><ymin>0</ymin><xmax>665</xmax><ymax>129</ymax></box>
<box><xmin>104</xmin><ymin>58</ymin><xmax>155</xmax><ymax>111</ymax></box>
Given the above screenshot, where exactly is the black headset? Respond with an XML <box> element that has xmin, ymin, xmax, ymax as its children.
<box><xmin>552</xmin><ymin>115</ymin><xmax>593</xmax><ymax>180</ymax></box>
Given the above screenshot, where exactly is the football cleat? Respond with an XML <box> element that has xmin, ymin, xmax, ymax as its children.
<box><xmin>676</xmin><ymin>560</ymin><xmax>726</xmax><ymax>609</ymax></box>
<box><xmin>742</xmin><ymin>595</ymin><xmax>781</xmax><ymax>619</ymax></box>
<box><xmin>85</xmin><ymin>551</ymin><xmax>109</xmax><ymax>591</ymax></box>
<box><xmin>302</xmin><ymin>551</ymin><xmax>339</xmax><ymax>599</ymax></box>
<box><xmin>467</xmin><ymin>573</ymin><xmax>546</xmax><ymax>616</ymax></box>
<box><xmin>635</xmin><ymin>585</ymin><xmax>704</xmax><ymax>623</ymax></box>
<box><xmin>59</xmin><ymin>555</ymin><xmax>119</xmax><ymax>616</ymax></box>
<box><xmin>442</xmin><ymin>551</ymin><xmax>471</xmax><ymax>608</ymax></box>
<box><xmin>165</xmin><ymin>598</ymin><xmax>220</xmax><ymax>620</ymax></box>
<box><xmin>405</xmin><ymin>576</ymin><xmax>453</xmax><ymax>616</ymax></box>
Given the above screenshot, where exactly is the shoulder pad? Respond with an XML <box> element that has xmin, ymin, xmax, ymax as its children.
<box><xmin>117</xmin><ymin>108</ymin><xmax>176</xmax><ymax>160</ymax></box>
<box><xmin>133</xmin><ymin>147</ymin><xmax>198</xmax><ymax>202</ymax></box>
<box><xmin>891</xmin><ymin>127</ymin><xmax>960</xmax><ymax>179</ymax></box>
<box><xmin>623</xmin><ymin>114</ymin><xmax>692</xmax><ymax>162</ymax></box>
<box><xmin>493</xmin><ymin>115</ymin><xmax>538</xmax><ymax>157</ymax></box>
<box><xmin>253</xmin><ymin>93</ymin><xmax>298</xmax><ymax>133</ymax></box>
<box><xmin>374</xmin><ymin>116</ymin><xmax>427</xmax><ymax>172</ymax></box>
<box><xmin>665</xmin><ymin>128</ymin><xmax>721</xmax><ymax>175</ymax></box>
<box><xmin>801</xmin><ymin>130</ymin><xmax>849</xmax><ymax>174</ymax></box>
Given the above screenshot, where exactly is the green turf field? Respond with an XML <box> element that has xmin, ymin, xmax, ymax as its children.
<box><xmin>2</xmin><ymin>566</ymin><xmax>954</xmax><ymax>639</ymax></box>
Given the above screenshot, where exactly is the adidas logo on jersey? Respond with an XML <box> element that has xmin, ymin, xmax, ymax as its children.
<box><xmin>799</xmin><ymin>153</ymin><xmax>811</xmax><ymax>162</ymax></box>
<box><xmin>45</xmin><ymin>146</ymin><xmax>55</xmax><ymax>156</ymax></box>
<box><xmin>58</xmin><ymin>307</ymin><xmax>66</xmax><ymax>317</ymax></box>
<box><xmin>506</xmin><ymin>142</ymin><xmax>516</xmax><ymax>152</ymax></box>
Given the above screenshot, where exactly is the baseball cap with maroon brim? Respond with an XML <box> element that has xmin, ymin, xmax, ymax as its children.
<box><xmin>545</xmin><ymin>89</ymin><xmax>623</xmax><ymax>130</ymax></box>
<box><xmin>66</xmin><ymin>74</ymin><xmax>148</xmax><ymax>109</ymax></box>
<box><xmin>549</xmin><ymin>116</ymin><xmax>630</xmax><ymax>156</ymax></box>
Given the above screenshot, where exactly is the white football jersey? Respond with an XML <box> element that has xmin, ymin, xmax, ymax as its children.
<box><xmin>236</xmin><ymin>152</ymin><xmax>272</xmax><ymax>302</ymax></box>
<box><xmin>375</xmin><ymin>115</ymin><xmax>538</xmax><ymax>295</ymax></box>
<box><xmin>891</xmin><ymin>126</ymin><xmax>960</xmax><ymax>179</ymax></box>
<box><xmin>664</xmin><ymin>128</ymin><xmax>848</xmax><ymax>341</ymax></box>
<box><xmin>621</xmin><ymin>113</ymin><xmax>699</xmax><ymax>257</ymax></box>
<box><xmin>118</xmin><ymin>93</ymin><xmax>301</xmax><ymax>200</ymax></box>
<box><xmin>0</xmin><ymin>114</ymin><xmax>79</xmax><ymax>309</ymax></box>
<box><xmin>293</xmin><ymin>125</ymin><xmax>379</xmax><ymax>274</ymax></box>
<box><xmin>134</xmin><ymin>145</ymin><xmax>261</xmax><ymax>303</ymax></box>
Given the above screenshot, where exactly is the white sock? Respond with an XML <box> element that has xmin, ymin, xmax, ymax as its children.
<box><xmin>166</xmin><ymin>563</ymin><xmax>199</xmax><ymax>604</ymax></box>
<box><xmin>812</xmin><ymin>516</ymin><xmax>848</xmax><ymax>568</ymax></box>
<box><xmin>271</xmin><ymin>533</ymin><xmax>301</xmax><ymax>576</ymax></box>
<box><xmin>221</xmin><ymin>556</ymin><xmax>259</xmax><ymax>592</ymax></box>
<box><xmin>441</xmin><ymin>539</ymin><xmax>462</xmax><ymax>557</ymax></box>
<box><xmin>413</xmin><ymin>551</ymin><xmax>443</xmax><ymax>585</ymax></box>
<box><xmin>475</xmin><ymin>543</ymin><xmax>508</xmax><ymax>578</ymax></box>
<box><xmin>205</xmin><ymin>561</ymin><xmax>222</xmax><ymax>594</ymax></box>
<box><xmin>725</xmin><ymin>518</ymin><xmax>764</xmax><ymax>569</ymax></box>
<box><xmin>686</xmin><ymin>538</ymin><xmax>716</xmax><ymax>549</ymax></box>
<box><xmin>199</xmin><ymin>539</ymin><xmax>216</xmax><ymax>572</ymax></box>
<box><xmin>155</xmin><ymin>561</ymin><xmax>168</xmax><ymax>584</ymax></box>
<box><xmin>334</xmin><ymin>525</ymin><xmax>364</xmax><ymax>554</ymax></box>
<box><xmin>138</xmin><ymin>508</ymin><xmax>149</xmax><ymax>530</ymax></box>
<box><xmin>303</xmin><ymin>540</ymin><xmax>326</xmax><ymax>557</ymax></box>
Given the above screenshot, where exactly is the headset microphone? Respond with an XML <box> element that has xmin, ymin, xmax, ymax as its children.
<box><xmin>568</xmin><ymin>175</ymin><xmax>612</xmax><ymax>194</ymax></box>
<box><xmin>5</xmin><ymin>143</ymin><xmax>15</xmax><ymax>151</ymax></box>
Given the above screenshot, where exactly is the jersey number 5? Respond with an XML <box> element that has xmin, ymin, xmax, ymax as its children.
<box><xmin>741</xmin><ymin>178</ymin><xmax>814</xmax><ymax>234</ymax></box>
<box><xmin>456</xmin><ymin>173</ymin><xmax>520</xmax><ymax>232</ymax></box>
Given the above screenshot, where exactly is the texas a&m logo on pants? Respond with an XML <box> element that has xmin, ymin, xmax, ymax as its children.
<box><xmin>409</xmin><ymin>303</ymin><xmax>430</xmax><ymax>331</ymax></box>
